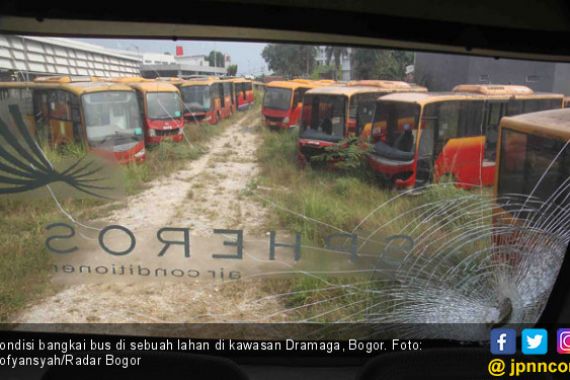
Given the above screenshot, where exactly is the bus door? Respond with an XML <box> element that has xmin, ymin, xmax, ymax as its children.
<box><xmin>219</xmin><ymin>83</ymin><xmax>226</xmax><ymax>109</ymax></box>
<box><xmin>241</xmin><ymin>83</ymin><xmax>247</xmax><ymax>106</ymax></box>
<box><xmin>420</xmin><ymin>101</ymin><xmax>486</xmax><ymax>187</ymax></box>
<box><xmin>291</xmin><ymin>87</ymin><xmax>309</xmax><ymax>126</ymax></box>
<box><xmin>482</xmin><ymin>100</ymin><xmax>507</xmax><ymax>163</ymax></box>
<box><xmin>416</xmin><ymin>115</ymin><xmax>436</xmax><ymax>186</ymax></box>
<box><xmin>34</xmin><ymin>89</ymin><xmax>83</xmax><ymax>147</ymax></box>
<box><xmin>229</xmin><ymin>82</ymin><xmax>236</xmax><ymax>112</ymax></box>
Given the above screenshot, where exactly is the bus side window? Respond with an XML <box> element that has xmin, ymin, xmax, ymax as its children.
<box><xmin>506</xmin><ymin>99</ymin><xmax>524</xmax><ymax>115</ymax></box>
<box><xmin>209</xmin><ymin>85</ymin><xmax>215</xmax><ymax>101</ymax></box>
<box><xmin>434</xmin><ymin>102</ymin><xmax>460</xmax><ymax>152</ymax></box>
<box><xmin>293</xmin><ymin>88</ymin><xmax>307</xmax><ymax>107</ymax></box>
<box><xmin>483</xmin><ymin>102</ymin><xmax>504</xmax><ymax>161</ymax></box>
<box><xmin>135</xmin><ymin>91</ymin><xmax>145</xmax><ymax>117</ymax></box>
<box><xmin>69</xmin><ymin>94</ymin><xmax>83</xmax><ymax>144</ymax></box>
<box><xmin>219</xmin><ymin>84</ymin><xmax>225</xmax><ymax>107</ymax></box>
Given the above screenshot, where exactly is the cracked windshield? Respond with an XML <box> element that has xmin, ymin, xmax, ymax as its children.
<box><xmin>0</xmin><ymin>36</ymin><xmax>569</xmax><ymax>340</ymax></box>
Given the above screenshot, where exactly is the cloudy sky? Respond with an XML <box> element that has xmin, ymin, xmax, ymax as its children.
<box><xmin>76</xmin><ymin>38</ymin><xmax>269</xmax><ymax>76</ymax></box>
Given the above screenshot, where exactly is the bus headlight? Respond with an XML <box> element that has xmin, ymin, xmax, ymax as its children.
<box><xmin>134</xmin><ymin>149</ymin><xmax>146</xmax><ymax>158</ymax></box>
<box><xmin>283</xmin><ymin>117</ymin><xmax>290</xmax><ymax>124</ymax></box>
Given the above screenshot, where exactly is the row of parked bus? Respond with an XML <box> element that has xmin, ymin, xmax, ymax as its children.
<box><xmin>261</xmin><ymin>79</ymin><xmax>566</xmax><ymax>190</ymax></box>
<box><xmin>0</xmin><ymin>75</ymin><xmax>255</xmax><ymax>164</ymax></box>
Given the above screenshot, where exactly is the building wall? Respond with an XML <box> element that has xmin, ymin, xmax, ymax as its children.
<box><xmin>414</xmin><ymin>52</ymin><xmax>471</xmax><ymax>91</ymax></box>
<box><xmin>415</xmin><ymin>52</ymin><xmax>570</xmax><ymax>94</ymax></box>
<box><xmin>553</xmin><ymin>63</ymin><xmax>570</xmax><ymax>94</ymax></box>
<box><xmin>0</xmin><ymin>35</ymin><xmax>140</xmax><ymax>79</ymax></box>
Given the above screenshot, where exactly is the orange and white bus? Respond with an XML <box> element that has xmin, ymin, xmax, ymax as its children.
<box><xmin>297</xmin><ymin>81</ymin><xmax>426</xmax><ymax>165</ymax></box>
<box><xmin>493</xmin><ymin>108</ymin><xmax>570</xmax><ymax>252</ymax></box>
<box><xmin>179</xmin><ymin>77</ymin><xmax>232</xmax><ymax>124</ymax></box>
<box><xmin>29</xmin><ymin>76</ymin><xmax>145</xmax><ymax>164</ymax></box>
<box><xmin>262</xmin><ymin>79</ymin><xmax>334</xmax><ymax>129</ymax></box>
<box><xmin>367</xmin><ymin>85</ymin><xmax>563</xmax><ymax>189</ymax></box>
<box><xmin>107</xmin><ymin>77</ymin><xmax>184</xmax><ymax>145</ymax></box>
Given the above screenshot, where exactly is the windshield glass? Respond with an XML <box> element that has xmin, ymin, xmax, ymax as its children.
<box><xmin>263</xmin><ymin>87</ymin><xmax>292</xmax><ymax>110</ymax></box>
<box><xmin>371</xmin><ymin>101</ymin><xmax>420</xmax><ymax>156</ymax></box>
<box><xmin>146</xmin><ymin>92</ymin><xmax>182</xmax><ymax>120</ymax></box>
<box><xmin>82</xmin><ymin>91</ymin><xmax>143</xmax><ymax>146</ymax></box>
<box><xmin>498</xmin><ymin>128</ymin><xmax>570</xmax><ymax>216</ymax></box>
<box><xmin>2</xmin><ymin>36</ymin><xmax>570</xmax><ymax>346</ymax></box>
<box><xmin>300</xmin><ymin>94</ymin><xmax>346</xmax><ymax>141</ymax></box>
<box><xmin>180</xmin><ymin>85</ymin><xmax>211</xmax><ymax>112</ymax></box>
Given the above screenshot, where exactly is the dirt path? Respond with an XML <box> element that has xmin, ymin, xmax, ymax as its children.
<box><xmin>14</xmin><ymin>111</ymin><xmax>290</xmax><ymax>325</ymax></box>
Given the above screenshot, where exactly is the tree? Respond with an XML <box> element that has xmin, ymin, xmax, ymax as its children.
<box><xmin>261</xmin><ymin>44</ymin><xmax>317</xmax><ymax>78</ymax></box>
<box><xmin>375</xmin><ymin>50</ymin><xmax>414</xmax><ymax>80</ymax></box>
<box><xmin>350</xmin><ymin>48</ymin><xmax>414</xmax><ymax>81</ymax></box>
<box><xmin>350</xmin><ymin>48</ymin><xmax>378</xmax><ymax>80</ymax></box>
<box><xmin>207</xmin><ymin>50</ymin><xmax>225</xmax><ymax>67</ymax></box>
<box><xmin>226</xmin><ymin>64</ymin><xmax>238</xmax><ymax>76</ymax></box>
<box><xmin>324</xmin><ymin>46</ymin><xmax>349</xmax><ymax>80</ymax></box>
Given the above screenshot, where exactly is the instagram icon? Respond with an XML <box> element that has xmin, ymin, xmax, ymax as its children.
<box><xmin>557</xmin><ymin>329</ymin><xmax>570</xmax><ymax>354</ymax></box>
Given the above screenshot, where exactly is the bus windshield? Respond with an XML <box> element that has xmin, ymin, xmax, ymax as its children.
<box><xmin>263</xmin><ymin>87</ymin><xmax>292</xmax><ymax>110</ymax></box>
<box><xmin>180</xmin><ymin>85</ymin><xmax>211</xmax><ymax>112</ymax></box>
<box><xmin>371</xmin><ymin>101</ymin><xmax>420</xmax><ymax>160</ymax></box>
<box><xmin>300</xmin><ymin>94</ymin><xmax>346</xmax><ymax>141</ymax></box>
<box><xmin>82</xmin><ymin>91</ymin><xmax>143</xmax><ymax>146</ymax></box>
<box><xmin>146</xmin><ymin>92</ymin><xmax>182</xmax><ymax>120</ymax></box>
<box><xmin>498</xmin><ymin>128</ymin><xmax>570</xmax><ymax>215</ymax></box>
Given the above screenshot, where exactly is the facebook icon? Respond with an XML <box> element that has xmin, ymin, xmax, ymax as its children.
<box><xmin>490</xmin><ymin>328</ymin><xmax>516</xmax><ymax>355</ymax></box>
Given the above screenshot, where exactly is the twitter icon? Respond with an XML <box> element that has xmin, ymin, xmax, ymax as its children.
<box><xmin>522</xmin><ymin>329</ymin><xmax>548</xmax><ymax>355</ymax></box>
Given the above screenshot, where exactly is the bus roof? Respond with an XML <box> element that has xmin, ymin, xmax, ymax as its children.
<box><xmin>179</xmin><ymin>78</ymin><xmax>218</xmax><ymax>87</ymax></box>
<box><xmin>33</xmin><ymin>75</ymin><xmax>100</xmax><ymax>83</ymax></box>
<box><xmin>33</xmin><ymin>80</ymin><xmax>135</xmax><ymax>95</ymax></box>
<box><xmin>156</xmin><ymin>77</ymin><xmax>185</xmax><ymax>83</ymax></box>
<box><xmin>346</xmin><ymin>80</ymin><xmax>426</xmax><ymax>91</ymax></box>
<box><xmin>500</xmin><ymin>108</ymin><xmax>570</xmax><ymax>140</ymax></box>
<box><xmin>121</xmin><ymin>81</ymin><xmax>180</xmax><ymax>93</ymax></box>
<box><xmin>0</xmin><ymin>81</ymin><xmax>35</xmax><ymax>89</ymax></box>
<box><xmin>227</xmin><ymin>77</ymin><xmax>252</xmax><ymax>83</ymax></box>
<box><xmin>453</xmin><ymin>84</ymin><xmax>534</xmax><ymax>95</ymax></box>
<box><xmin>105</xmin><ymin>76</ymin><xmax>147</xmax><ymax>83</ymax></box>
<box><xmin>378</xmin><ymin>92</ymin><xmax>483</xmax><ymax>105</ymax></box>
<box><xmin>379</xmin><ymin>90</ymin><xmax>564</xmax><ymax>105</ymax></box>
<box><xmin>305</xmin><ymin>85</ymin><xmax>404</xmax><ymax>97</ymax></box>
<box><xmin>266</xmin><ymin>79</ymin><xmax>331</xmax><ymax>90</ymax></box>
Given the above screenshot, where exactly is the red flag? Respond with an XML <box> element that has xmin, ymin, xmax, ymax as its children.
<box><xmin>176</xmin><ymin>46</ymin><xmax>183</xmax><ymax>56</ymax></box>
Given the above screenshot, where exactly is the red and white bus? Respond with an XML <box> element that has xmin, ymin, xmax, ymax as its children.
<box><xmin>108</xmin><ymin>78</ymin><xmax>184</xmax><ymax>145</ymax></box>
<box><xmin>367</xmin><ymin>85</ymin><xmax>563</xmax><ymax>189</ymax></box>
<box><xmin>262</xmin><ymin>79</ymin><xmax>334</xmax><ymax>129</ymax></box>
<box><xmin>179</xmin><ymin>77</ymin><xmax>233</xmax><ymax>124</ymax></box>
<box><xmin>297</xmin><ymin>81</ymin><xmax>427</xmax><ymax>165</ymax></box>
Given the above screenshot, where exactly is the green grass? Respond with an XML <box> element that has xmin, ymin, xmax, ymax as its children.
<box><xmin>0</xmin><ymin>107</ymin><xmax>252</xmax><ymax>321</ymax></box>
<box><xmin>253</xmin><ymin>121</ymin><xmax>492</xmax><ymax>322</ymax></box>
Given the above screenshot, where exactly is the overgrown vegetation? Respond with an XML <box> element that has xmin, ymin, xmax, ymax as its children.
<box><xmin>253</xmin><ymin>122</ymin><xmax>487</xmax><ymax>321</ymax></box>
